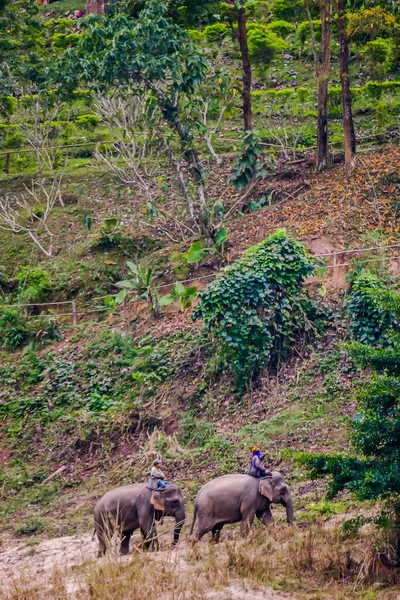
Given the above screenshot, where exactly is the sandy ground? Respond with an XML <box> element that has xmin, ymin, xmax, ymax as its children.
<box><xmin>0</xmin><ymin>531</ymin><xmax>299</xmax><ymax>599</ymax></box>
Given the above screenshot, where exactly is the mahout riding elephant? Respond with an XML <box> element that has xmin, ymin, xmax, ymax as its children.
<box><xmin>94</xmin><ymin>483</ymin><xmax>185</xmax><ymax>556</ymax></box>
<box><xmin>190</xmin><ymin>472</ymin><xmax>293</xmax><ymax>542</ymax></box>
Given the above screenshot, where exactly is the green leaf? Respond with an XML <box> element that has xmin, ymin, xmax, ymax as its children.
<box><xmin>182</xmin><ymin>286</ymin><xmax>198</xmax><ymax>298</ymax></box>
<box><xmin>116</xmin><ymin>279</ymin><xmax>138</xmax><ymax>289</ymax></box>
<box><xmin>171</xmin><ymin>281</ymin><xmax>185</xmax><ymax>301</ymax></box>
<box><xmin>115</xmin><ymin>289</ymin><xmax>127</xmax><ymax>304</ymax></box>
<box><xmin>126</xmin><ymin>261</ymin><xmax>139</xmax><ymax>274</ymax></box>
<box><xmin>187</xmin><ymin>241</ymin><xmax>211</xmax><ymax>264</ymax></box>
<box><xmin>103</xmin><ymin>217</ymin><xmax>118</xmax><ymax>230</ymax></box>
<box><xmin>215</xmin><ymin>227</ymin><xmax>228</xmax><ymax>247</ymax></box>
<box><xmin>159</xmin><ymin>293</ymin><xmax>174</xmax><ymax>306</ymax></box>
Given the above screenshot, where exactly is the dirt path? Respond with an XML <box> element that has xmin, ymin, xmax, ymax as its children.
<box><xmin>0</xmin><ymin>532</ymin><xmax>95</xmax><ymax>579</ymax></box>
<box><xmin>0</xmin><ymin>532</ymin><xmax>299</xmax><ymax>599</ymax></box>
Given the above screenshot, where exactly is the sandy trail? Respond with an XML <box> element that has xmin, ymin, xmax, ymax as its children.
<box><xmin>0</xmin><ymin>532</ymin><xmax>298</xmax><ymax>599</ymax></box>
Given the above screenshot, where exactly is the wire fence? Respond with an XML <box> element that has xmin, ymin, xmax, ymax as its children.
<box><xmin>1</xmin><ymin>240</ymin><xmax>399</xmax><ymax>325</ymax></box>
<box><xmin>0</xmin><ymin>128</ymin><xmax>396</xmax><ymax>175</ymax></box>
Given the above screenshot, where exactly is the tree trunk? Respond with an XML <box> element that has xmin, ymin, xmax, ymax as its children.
<box><xmin>316</xmin><ymin>1</ymin><xmax>332</xmax><ymax>170</ymax></box>
<box><xmin>86</xmin><ymin>0</ymin><xmax>104</xmax><ymax>15</ymax></box>
<box><xmin>153</xmin><ymin>88</ymin><xmax>209</xmax><ymax>235</ymax></box>
<box><xmin>238</xmin><ymin>5</ymin><xmax>252</xmax><ymax>132</ymax></box>
<box><xmin>338</xmin><ymin>0</ymin><xmax>356</xmax><ymax>168</ymax></box>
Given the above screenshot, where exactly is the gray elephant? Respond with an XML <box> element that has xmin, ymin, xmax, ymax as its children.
<box><xmin>190</xmin><ymin>472</ymin><xmax>293</xmax><ymax>542</ymax></box>
<box><xmin>94</xmin><ymin>483</ymin><xmax>185</xmax><ymax>555</ymax></box>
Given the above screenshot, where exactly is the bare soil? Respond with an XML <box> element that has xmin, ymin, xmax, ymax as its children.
<box><xmin>0</xmin><ymin>531</ymin><xmax>299</xmax><ymax>599</ymax></box>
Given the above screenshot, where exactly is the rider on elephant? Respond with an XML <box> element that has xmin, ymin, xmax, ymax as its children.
<box><xmin>248</xmin><ymin>447</ymin><xmax>270</xmax><ymax>478</ymax></box>
<box><xmin>149</xmin><ymin>459</ymin><xmax>169</xmax><ymax>490</ymax></box>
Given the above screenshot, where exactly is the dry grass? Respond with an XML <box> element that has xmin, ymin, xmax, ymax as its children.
<box><xmin>0</xmin><ymin>523</ymin><xmax>399</xmax><ymax>600</ymax></box>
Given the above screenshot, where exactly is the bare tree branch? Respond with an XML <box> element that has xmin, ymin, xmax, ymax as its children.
<box><xmin>0</xmin><ymin>176</ymin><xmax>62</xmax><ymax>257</ymax></box>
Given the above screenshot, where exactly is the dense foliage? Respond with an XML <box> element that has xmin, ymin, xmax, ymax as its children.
<box><xmin>193</xmin><ymin>229</ymin><xmax>316</xmax><ymax>383</ymax></box>
<box><xmin>346</xmin><ymin>270</ymin><xmax>396</xmax><ymax>344</ymax></box>
<box><xmin>300</xmin><ymin>272</ymin><xmax>400</xmax><ymax>554</ymax></box>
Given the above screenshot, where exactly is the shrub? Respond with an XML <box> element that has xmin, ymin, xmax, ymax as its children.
<box><xmin>272</xmin><ymin>0</ymin><xmax>304</xmax><ymax>22</ymax></box>
<box><xmin>246</xmin><ymin>0</ymin><xmax>273</xmax><ymax>22</ymax></box>
<box><xmin>0</xmin><ymin>308</ymin><xmax>29</xmax><ymax>351</ymax></box>
<box><xmin>0</xmin><ymin>307</ymin><xmax>60</xmax><ymax>352</ymax></box>
<box><xmin>187</xmin><ymin>29</ymin><xmax>204</xmax><ymax>42</ymax></box>
<box><xmin>51</xmin><ymin>32</ymin><xmax>81</xmax><ymax>50</ymax></box>
<box><xmin>0</xmin><ymin>95</ymin><xmax>18</xmax><ymax>117</ymax></box>
<box><xmin>15</xmin><ymin>266</ymin><xmax>52</xmax><ymax>303</ymax></box>
<box><xmin>362</xmin><ymin>38</ymin><xmax>391</xmax><ymax>64</ymax></box>
<box><xmin>16</xmin><ymin>516</ymin><xmax>45</xmax><ymax>536</ymax></box>
<box><xmin>54</xmin><ymin>18</ymin><xmax>74</xmax><ymax>34</ymax></box>
<box><xmin>266</xmin><ymin>20</ymin><xmax>295</xmax><ymax>37</ymax></box>
<box><xmin>297</xmin><ymin>19</ymin><xmax>321</xmax><ymax>46</ymax></box>
<box><xmin>247</xmin><ymin>25</ymin><xmax>286</xmax><ymax>65</ymax></box>
<box><xmin>203</xmin><ymin>22</ymin><xmax>230</xmax><ymax>43</ymax></box>
<box><xmin>346</xmin><ymin>270</ymin><xmax>395</xmax><ymax>345</ymax></box>
<box><xmin>296</xmin><ymin>87</ymin><xmax>312</xmax><ymax>104</ymax></box>
<box><xmin>75</xmin><ymin>113</ymin><xmax>103</xmax><ymax>130</ymax></box>
<box><xmin>193</xmin><ymin>229</ymin><xmax>316</xmax><ymax>384</ymax></box>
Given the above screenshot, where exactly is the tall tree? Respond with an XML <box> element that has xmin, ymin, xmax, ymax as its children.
<box><xmin>237</xmin><ymin>1</ymin><xmax>252</xmax><ymax>131</ymax></box>
<box><xmin>59</xmin><ymin>4</ymin><xmax>211</xmax><ymax>235</ymax></box>
<box><xmin>316</xmin><ymin>0</ymin><xmax>332</xmax><ymax>169</ymax></box>
<box><xmin>337</xmin><ymin>0</ymin><xmax>356</xmax><ymax>168</ymax></box>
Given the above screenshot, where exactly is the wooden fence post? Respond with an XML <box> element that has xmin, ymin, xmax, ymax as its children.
<box><xmin>72</xmin><ymin>301</ymin><xmax>77</xmax><ymax>326</ymax></box>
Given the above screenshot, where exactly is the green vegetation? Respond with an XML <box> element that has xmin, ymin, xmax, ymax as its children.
<box><xmin>300</xmin><ymin>270</ymin><xmax>400</xmax><ymax>561</ymax></box>
<box><xmin>193</xmin><ymin>230</ymin><xmax>316</xmax><ymax>383</ymax></box>
<box><xmin>1</xmin><ymin>0</ymin><xmax>400</xmax><ymax>596</ymax></box>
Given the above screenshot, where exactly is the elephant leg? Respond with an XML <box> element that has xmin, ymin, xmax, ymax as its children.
<box><xmin>211</xmin><ymin>524</ymin><xmax>223</xmax><ymax>544</ymax></box>
<box><xmin>120</xmin><ymin>531</ymin><xmax>132</xmax><ymax>555</ymax></box>
<box><xmin>96</xmin><ymin>531</ymin><xmax>107</xmax><ymax>557</ymax></box>
<box><xmin>240</xmin><ymin>509</ymin><xmax>255</xmax><ymax>537</ymax></box>
<box><xmin>95</xmin><ymin>521</ymin><xmax>108</xmax><ymax>557</ymax></box>
<box><xmin>195</xmin><ymin>522</ymin><xmax>211</xmax><ymax>542</ymax></box>
<box><xmin>141</xmin><ymin>525</ymin><xmax>159</xmax><ymax>551</ymax></box>
<box><xmin>259</xmin><ymin>508</ymin><xmax>274</xmax><ymax>526</ymax></box>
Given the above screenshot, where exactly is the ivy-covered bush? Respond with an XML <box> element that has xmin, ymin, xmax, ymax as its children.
<box><xmin>346</xmin><ymin>270</ymin><xmax>394</xmax><ymax>345</ymax></box>
<box><xmin>193</xmin><ymin>229</ymin><xmax>316</xmax><ymax>384</ymax></box>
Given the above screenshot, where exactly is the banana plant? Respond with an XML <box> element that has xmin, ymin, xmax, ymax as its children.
<box><xmin>160</xmin><ymin>281</ymin><xmax>198</xmax><ymax>312</ymax></box>
<box><xmin>116</xmin><ymin>261</ymin><xmax>163</xmax><ymax>317</ymax></box>
<box><xmin>187</xmin><ymin>227</ymin><xmax>228</xmax><ymax>264</ymax></box>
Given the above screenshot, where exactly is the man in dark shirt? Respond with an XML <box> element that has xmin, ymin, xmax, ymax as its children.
<box><xmin>248</xmin><ymin>447</ymin><xmax>268</xmax><ymax>477</ymax></box>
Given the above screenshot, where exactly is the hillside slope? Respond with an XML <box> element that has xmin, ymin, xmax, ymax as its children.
<box><xmin>1</xmin><ymin>145</ymin><xmax>400</xmax><ymax>598</ymax></box>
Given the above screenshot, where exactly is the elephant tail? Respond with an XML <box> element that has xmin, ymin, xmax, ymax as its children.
<box><xmin>189</xmin><ymin>503</ymin><xmax>198</xmax><ymax>537</ymax></box>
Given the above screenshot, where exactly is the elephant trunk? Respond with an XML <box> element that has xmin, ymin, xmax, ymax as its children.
<box><xmin>283</xmin><ymin>494</ymin><xmax>294</xmax><ymax>524</ymax></box>
<box><xmin>173</xmin><ymin>509</ymin><xmax>185</xmax><ymax>546</ymax></box>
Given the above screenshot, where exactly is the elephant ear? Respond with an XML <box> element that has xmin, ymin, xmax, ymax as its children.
<box><xmin>259</xmin><ymin>478</ymin><xmax>273</xmax><ymax>502</ymax></box>
<box><xmin>150</xmin><ymin>491</ymin><xmax>165</xmax><ymax>512</ymax></box>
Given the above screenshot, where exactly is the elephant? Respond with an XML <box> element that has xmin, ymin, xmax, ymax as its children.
<box><xmin>190</xmin><ymin>472</ymin><xmax>293</xmax><ymax>542</ymax></box>
<box><xmin>94</xmin><ymin>483</ymin><xmax>185</xmax><ymax>556</ymax></box>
